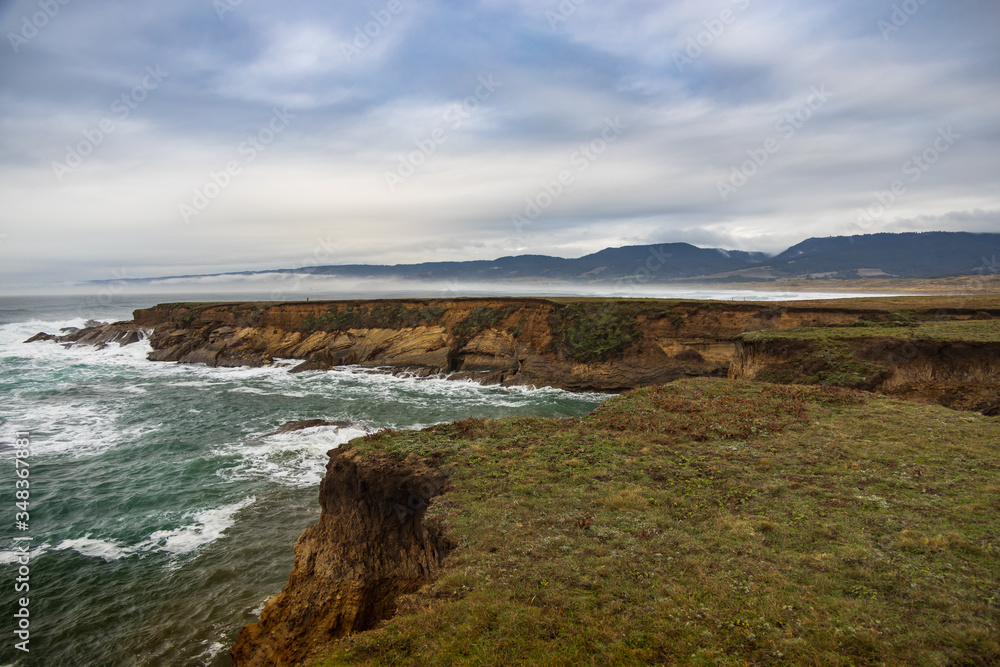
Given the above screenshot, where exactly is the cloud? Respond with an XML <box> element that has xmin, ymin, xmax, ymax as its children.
<box><xmin>0</xmin><ymin>0</ymin><xmax>998</xmax><ymax>288</ymax></box>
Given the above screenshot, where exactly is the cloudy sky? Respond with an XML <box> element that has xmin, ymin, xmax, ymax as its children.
<box><xmin>0</xmin><ymin>0</ymin><xmax>998</xmax><ymax>290</ymax></box>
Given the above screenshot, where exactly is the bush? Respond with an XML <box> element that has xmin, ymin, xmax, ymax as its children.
<box><xmin>549</xmin><ymin>303</ymin><xmax>643</xmax><ymax>363</ymax></box>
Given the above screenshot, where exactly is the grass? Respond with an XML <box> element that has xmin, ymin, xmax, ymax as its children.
<box><xmin>297</xmin><ymin>303</ymin><xmax>447</xmax><ymax>333</ymax></box>
<box><xmin>310</xmin><ymin>378</ymin><xmax>1000</xmax><ymax>666</ymax></box>
<box><xmin>738</xmin><ymin>319</ymin><xmax>1000</xmax><ymax>344</ymax></box>
<box><xmin>548</xmin><ymin>303</ymin><xmax>645</xmax><ymax>363</ymax></box>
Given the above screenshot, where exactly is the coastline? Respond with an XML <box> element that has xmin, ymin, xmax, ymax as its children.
<box><xmin>20</xmin><ymin>292</ymin><xmax>1000</xmax><ymax>665</ymax></box>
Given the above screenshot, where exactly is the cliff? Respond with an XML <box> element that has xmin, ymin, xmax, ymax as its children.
<box><xmin>729</xmin><ymin>319</ymin><xmax>1000</xmax><ymax>414</ymax></box>
<box><xmin>28</xmin><ymin>296</ymin><xmax>1000</xmax><ymax>399</ymax></box>
<box><xmin>23</xmin><ymin>296</ymin><xmax>1000</xmax><ymax>665</ymax></box>
<box><xmin>230</xmin><ymin>448</ymin><xmax>452</xmax><ymax>667</ymax></box>
<box><xmin>123</xmin><ymin>297</ymin><xmax>943</xmax><ymax>392</ymax></box>
<box><xmin>235</xmin><ymin>379</ymin><xmax>1000</xmax><ymax>665</ymax></box>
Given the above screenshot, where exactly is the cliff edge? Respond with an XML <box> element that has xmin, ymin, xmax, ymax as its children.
<box><xmin>230</xmin><ymin>448</ymin><xmax>452</xmax><ymax>667</ymax></box>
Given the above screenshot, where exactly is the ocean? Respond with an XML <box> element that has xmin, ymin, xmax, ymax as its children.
<box><xmin>0</xmin><ymin>296</ymin><xmax>608</xmax><ymax>666</ymax></box>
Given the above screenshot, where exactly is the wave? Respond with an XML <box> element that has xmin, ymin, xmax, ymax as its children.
<box><xmin>216</xmin><ymin>423</ymin><xmax>370</xmax><ymax>488</ymax></box>
<box><xmin>48</xmin><ymin>497</ymin><xmax>256</xmax><ymax>562</ymax></box>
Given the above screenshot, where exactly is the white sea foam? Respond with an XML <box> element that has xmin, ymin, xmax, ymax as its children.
<box><xmin>48</xmin><ymin>497</ymin><xmax>256</xmax><ymax>563</ymax></box>
<box><xmin>54</xmin><ymin>535</ymin><xmax>132</xmax><ymax>562</ymax></box>
<box><xmin>216</xmin><ymin>423</ymin><xmax>371</xmax><ymax>487</ymax></box>
<box><xmin>140</xmin><ymin>497</ymin><xmax>255</xmax><ymax>556</ymax></box>
<box><xmin>0</xmin><ymin>543</ymin><xmax>52</xmax><ymax>565</ymax></box>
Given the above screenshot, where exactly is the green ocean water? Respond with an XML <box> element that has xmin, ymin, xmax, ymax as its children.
<box><xmin>0</xmin><ymin>296</ymin><xmax>608</xmax><ymax>666</ymax></box>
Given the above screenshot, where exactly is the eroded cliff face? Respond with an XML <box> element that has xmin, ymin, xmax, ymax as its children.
<box><xmin>730</xmin><ymin>337</ymin><xmax>1000</xmax><ymax>414</ymax></box>
<box><xmin>126</xmin><ymin>298</ymin><xmax>891</xmax><ymax>392</ymax></box>
<box><xmin>230</xmin><ymin>448</ymin><xmax>452</xmax><ymax>667</ymax></box>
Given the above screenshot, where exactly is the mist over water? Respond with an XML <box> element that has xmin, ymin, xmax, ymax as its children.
<box><xmin>0</xmin><ymin>295</ymin><xmax>607</xmax><ymax>666</ymax></box>
<box><xmin>0</xmin><ymin>274</ymin><xmax>904</xmax><ymax>303</ymax></box>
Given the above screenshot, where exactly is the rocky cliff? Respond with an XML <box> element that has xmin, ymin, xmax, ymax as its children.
<box><xmin>123</xmin><ymin>298</ymin><xmax>905</xmax><ymax>392</ymax></box>
<box><xmin>28</xmin><ymin>297</ymin><xmax>999</xmax><ymax>397</ymax></box>
<box><xmin>729</xmin><ymin>329</ymin><xmax>1000</xmax><ymax>414</ymax></box>
<box><xmin>230</xmin><ymin>448</ymin><xmax>452</xmax><ymax>667</ymax></box>
<box><xmin>24</xmin><ymin>296</ymin><xmax>1000</xmax><ymax>665</ymax></box>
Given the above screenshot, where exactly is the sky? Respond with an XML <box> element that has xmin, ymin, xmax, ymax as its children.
<box><xmin>0</xmin><ymin>0</ymin><xmax>998</xmax><ymax>291</ymax></box>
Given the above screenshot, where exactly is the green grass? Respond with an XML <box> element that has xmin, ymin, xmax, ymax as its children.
<box><xmin>548</xmin><ymin>303</ymin><xmax>645</xmax><ymax>362</ymax></box>
<box><xmin>310</xmin><ymin>379</ymin><xmax>1000</xmax><ymax>666</ymax></box>
<box><xmin>297</xmin><ymin>303</ymin><xmax>447</xmax><ymax>333</ymax></box>
<box><xmin>739</xmin><ymin>319</ymin><xmax>1000</xmax><ymax>344</ymax></box>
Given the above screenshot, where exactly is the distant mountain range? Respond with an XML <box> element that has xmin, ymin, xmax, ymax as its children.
<box><xmin>115</xmin><ymin>232</ymin><xmax>1000</xmax><ymax>286</ymax></box>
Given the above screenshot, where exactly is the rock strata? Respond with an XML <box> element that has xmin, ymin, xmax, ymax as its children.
<box><xmin>24</xmin><ymin>321</ymin><xmax>148</xmax><ymax>349</ymax></box>
<box><xmin>730</xmin><ymin>336</ymin><xmax>1000</xmax><ymax>414</ymax></box>
<box><xmin>230</xmin><ymin>449</ymin><xmax>452</xmax><ymax>666</ymax></box>
<box><xmin>101</xmin><ymin>298</ymin><xmax>890</xmax><ymax>392</ymax></box>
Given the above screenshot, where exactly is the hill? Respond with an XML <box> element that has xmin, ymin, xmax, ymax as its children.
<box><xmin>98</xmin><ymin>232</ymin><xmax>1000</xmax><ymax>288</ymax></box>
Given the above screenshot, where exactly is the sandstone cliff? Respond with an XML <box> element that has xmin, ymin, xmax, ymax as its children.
<box><xmin>729</xmin><ymin>332</ymin><xmax>1000</xmax><ymax>414</ymax></box>
<box><xmin>23</xmin><ymin>297</ymin><xmax>999</xmax><ymax>666</ymax></box>
<box><xmin>230</xmin><ymin>448</ymin><xmax>452</xmax><ymax>667</ymax></box>
<box><xmin>27</xmin><ymin>298</ymin><xmax>999</xmax><ymax>399</ymax></box>
<box><xmin>124</xmin><ymin>298</ymin><xmax>902</xmax><ymax>392</ymax></box>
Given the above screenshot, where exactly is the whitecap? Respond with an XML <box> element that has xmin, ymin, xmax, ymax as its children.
<box><xmin>137</xmin><ymin>497</ymin><xmax>255</xmax><ymax>557</ymax></box>
<box><xmin>216</xmin><ymin>424</ymin><xmax>370</xmax><ymax>487</ymax></box>
<box><xmin>54</xmin><ymin>535</ymin><xmax>131</xmax><ymax>562</ymax></box>
<box><xmin>47</xmin><ymin>497</ymin><xmax>256</xmax><ymax>562</ymax></box>
<box><xmin>0</xmin><ymin>543</ymin><xmax>51</xmax><ymax>565</ymax></box>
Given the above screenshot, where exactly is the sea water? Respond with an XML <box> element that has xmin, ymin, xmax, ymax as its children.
<box><xmin>0</xmin><ymin>296</ymin><xmax>608</xmax><ymax>666</ymax></box>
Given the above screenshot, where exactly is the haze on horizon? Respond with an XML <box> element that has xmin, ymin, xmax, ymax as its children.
<box><xmin>1</xmin><ymin>0</ymin><xmax>998</xmax><ymax>293</ymax></box>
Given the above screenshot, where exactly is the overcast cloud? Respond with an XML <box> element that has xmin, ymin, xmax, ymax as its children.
<box><xmin>1</xmin><ymin>0</ymin><xmax>998</xmax><ymax>289</ymax></box>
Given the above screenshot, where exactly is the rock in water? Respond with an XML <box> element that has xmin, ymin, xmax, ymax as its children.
<box><xmin>260</xmin><ymin>419</ymin><xmax>358</xmax><ymax>438</ymax></box>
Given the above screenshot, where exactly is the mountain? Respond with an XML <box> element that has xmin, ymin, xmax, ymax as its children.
<box><xmin>765</xmin><ymin>232</ymin><xmax>1000</xmax><ymax>279</ymax></box>
<box><xmin>291</xmin><ymin>243</ymin><xmax>770</xmax><ymax>282</ymax></box>
<box><xmin>99</xmin><ymin>232</ymin><xmax>1000</xmax><ymax>287</ymax></box>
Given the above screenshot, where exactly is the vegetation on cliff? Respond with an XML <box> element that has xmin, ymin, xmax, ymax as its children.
<box><xmin>547</xmin><ymin>303</ymin><xmax>645</xmax><ymax>363</ymax></box>
<box><xmin>738</xmin><ymin>319</ymin><xmax>1000</xmax><ymax>344</ymax></box>
<box><xmin>304</xmin><ymin>378</ymin><xmax>1000</xmax><ymax>666</ymax></box>
<box><xmin>297</xmin><ymin>303</ymin><xmax>448</xmax><ymax>333</ymax></box>
<box><xmin>731</xmin><ymin>318</ymin><xmax>1000</xmax><ymax>411</ymax></box>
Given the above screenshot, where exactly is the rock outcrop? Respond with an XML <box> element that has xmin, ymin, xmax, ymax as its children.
<box><xmin>26</xmin><ymin>298</ymin><xmax>1000</xmax><ymax>398</ymax></box>
<box><xmin>25</xmin><ymin>320</ymin><xmax>148</xmax><ymax>349</ymax></box>
<box><xmin>230</xmin><ymin>448</ymin><xmax>452</xmax><ymax>667</ymax></box>
<box><xmin>730</xmin><ymin>336</ymin><xmax>1000</xmax><ymax>415</ymax></box>
<box><xmin>260</xmin><ymin>419</ymin><xmax>360</xmax><ymax>438</ymax></box>
<box><xmin>105</xmin><ymin>298</ymin><xmax>913</xmax><ymax>392</ymax></box>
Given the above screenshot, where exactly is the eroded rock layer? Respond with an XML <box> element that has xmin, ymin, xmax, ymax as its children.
<box><xmin>230</xmin><ymin>449</ymin><xmax>452</xmax><ymax>667</ymax></box>
<box><xmin>124</xmin><ymin>298</ymin><xmax>899</xmax><ymax>392</ymax></box>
